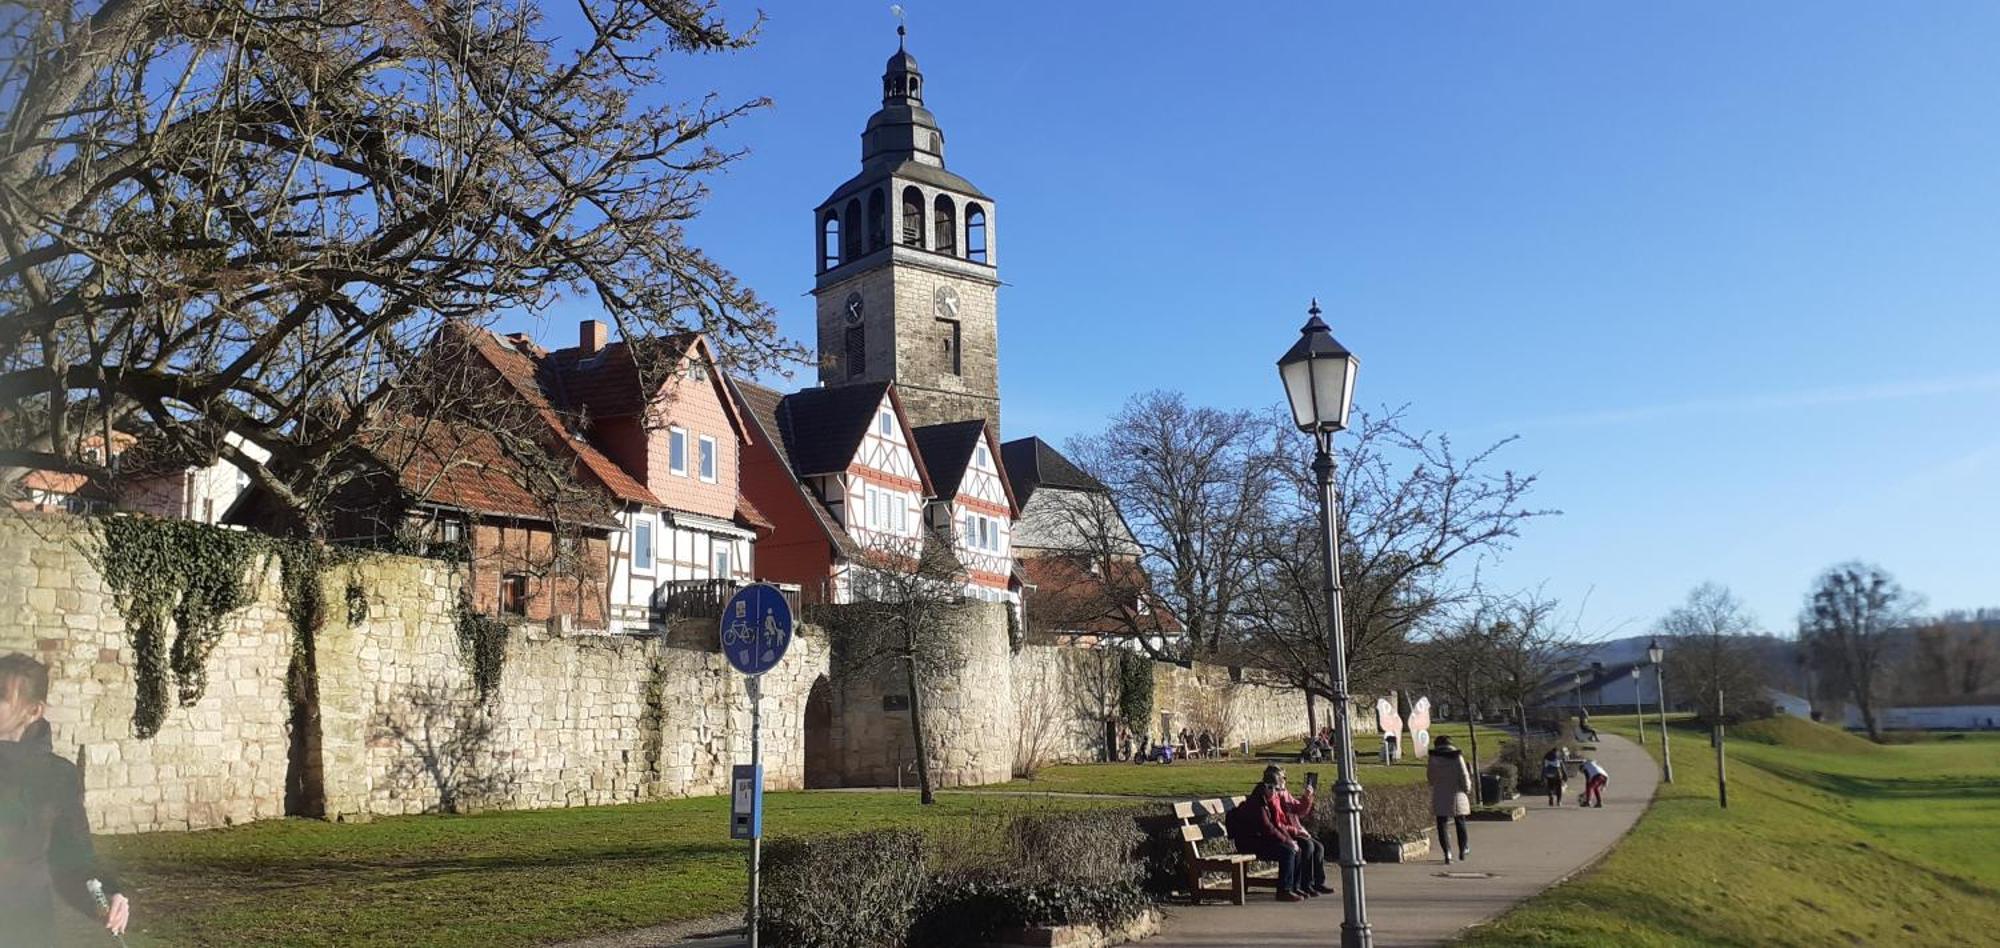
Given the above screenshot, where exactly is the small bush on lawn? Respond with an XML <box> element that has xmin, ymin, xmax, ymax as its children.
<box><xmin>1484</xmin><ymin>761</ymin><xmax>1518</xmax><ymax>795</ymax></box>
<box><xmin>761</xmin><ymin>830</ymin><xmax>927</xmax><ymax>948</ymax></box>
<box><xmin>1009</xmin><ymin>808</ymin><xmax>1143</xmax><ymax>882</ymax></box>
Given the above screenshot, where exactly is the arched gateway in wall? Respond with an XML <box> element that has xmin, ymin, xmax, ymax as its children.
<box><xmin>804</xmin><ymin>675</ymin><xmax>838</xmax><ymax>788</ymax></box>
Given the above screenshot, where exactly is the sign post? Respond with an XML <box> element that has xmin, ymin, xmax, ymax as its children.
<box><xmin>722</xmin><ymin>584</ymin><xmax>794</xmax><ymax>948</ymax></box>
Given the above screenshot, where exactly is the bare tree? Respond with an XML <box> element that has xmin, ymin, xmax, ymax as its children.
<box><xmin>1897</xmin><ymin>609</ymin><xmax>2000</xmax><ymax>702</ymax></box>
<box><xmin>1</xmin><ymin>0</ymin><xmax>801</xmax><ymax>529</ymax></box>
<box><xmin>1482</xmin><ymin>594</ymin><xmax>1579</xmax><ymax>771</ymax></box>
<box><xmin>1415</xmin><ymin>605</ymin><xmax>1499</xmax><ymax>770</ymax></box>
<box><xmin>1061</xmin><ymin>391</ymin><xmax>1273</xmax><ymax>663</ymax></box>
<box><xmin>1657</xmin><ymin>583</ymin><xmax>1772</xmax><ymax>723</ymax></box>
<box><xmin>1799</xmin><ymin>563</ymin><xmax>1921</xmax><ymax>742</ymax></box>
<box><xmin>828</xmin><ymin>533</ymin><xmax>968</xmax><ymax>805</ymax></box>
<box><xmin>1238</xmin><ymin>407</ymin><xmax>1554</xmax><ymax>703</ymax></box>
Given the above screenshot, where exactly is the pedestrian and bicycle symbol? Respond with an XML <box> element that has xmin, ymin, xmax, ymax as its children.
<box><xmin>722</xmin><ymin>583</ymin><xmax>793</xmax><ymax>676</ymax></box>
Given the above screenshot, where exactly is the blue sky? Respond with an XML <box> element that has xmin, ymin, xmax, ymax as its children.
<box><xmin>514</xmin><ymin>2</ymin><xmax>2000</xmax><ymax>639</ymax></box>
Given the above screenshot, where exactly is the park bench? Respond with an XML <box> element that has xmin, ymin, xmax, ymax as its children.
<box><xmin>1171</xmin><ymin>797</ymin><xmax>1286</xmax><ymax>905</ymax></box>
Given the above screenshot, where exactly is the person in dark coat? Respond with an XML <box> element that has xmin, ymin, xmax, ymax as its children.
<box><xmin>0</xmin><ymin>653</ymin><xmax>131</xmax><ymax>945</ymax></box>
<box><xmin>1426</xmin><ymin>735</ymin><xmax>1474</xmax><ymax>864</ymax></box>
<box><xmin>1226</xmin><ymin>781</ymin><xmax>1305</xmax><ymax>902</ymax></box>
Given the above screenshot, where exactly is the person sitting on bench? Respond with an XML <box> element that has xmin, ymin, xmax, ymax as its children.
<box><xmin>1225</xmin><ymin>780</ymin><xmax>1309</xmax><ymax>903</ymax></box>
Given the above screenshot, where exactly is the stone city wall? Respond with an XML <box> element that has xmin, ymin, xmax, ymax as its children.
<box><xmin>2</xmin><ymin>514</ymin><xmax>1343</xmax><ymax>834</ymax></box>
<box><xmin>0</xmin><ymin>514</ymin><xmax>828</xmax><ymax>833</ymax></box>
<box><xmin>0</xmin><ymin>514</ymin><xmax>292</xmax><ymax>833</ymax></box>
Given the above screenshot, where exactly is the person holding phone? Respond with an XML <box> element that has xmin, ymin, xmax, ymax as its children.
<box><xmin>1264</xmin><ymin>765</ymin><xmax>1332</xmax><ymax>898</ymax></box>
<box><xmin>0</xmin><ymin>654</ymin><xmax>132</xmax><ymax>944</ymax></box>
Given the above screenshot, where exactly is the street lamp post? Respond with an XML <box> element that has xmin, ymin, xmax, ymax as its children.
<box><xmin>1278</xmin><ymin>300</ymin><xmax>1370</xmax><ymax>948</ymax></box>
<box><xmin>1648</xmin><ymin>639</ymin><xmax>1673</xmax><ymax>783</ymax></box>
<box><xmin>1631</xmin><ymin>667</ymin><xmax>1645</xmax><ymax>746</ymax></box>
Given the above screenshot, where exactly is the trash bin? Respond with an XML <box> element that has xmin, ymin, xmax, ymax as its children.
<box><xmin>1479</xmin><ymin>773</ymin><xmax>1502</xmax><ymax>807</ymax></box>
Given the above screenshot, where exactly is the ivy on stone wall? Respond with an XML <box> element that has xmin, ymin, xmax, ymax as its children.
<box><xmin>455</xmin><ymin>594</ymin><xmax>509</xmax><ymax>702</ymax></box>
<box><xmin>1117</xmin><ymin>651</ymin><xmax>1154</xmax><ymax>730</ymax></box>
<box><xmin>94</xmin><ymin>516</ymin><xmax>259</xmax><ymax>737</ymax></box>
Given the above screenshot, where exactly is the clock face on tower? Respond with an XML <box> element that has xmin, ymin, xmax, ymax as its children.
<box><xmin>844</xmin><ymin>291</ymin><xmax>865</xmax><ymax>325</ymax></box>
<box><xmin>933</xmin><ymin>285</ymin><xmax>960</xmax><ymax>321</ymax></box>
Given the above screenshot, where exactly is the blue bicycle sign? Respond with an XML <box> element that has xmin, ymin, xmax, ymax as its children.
<box><xmin>721</xmin><ymin>584</ymin><xmax>793</xmax><ymax>676</ymax></box>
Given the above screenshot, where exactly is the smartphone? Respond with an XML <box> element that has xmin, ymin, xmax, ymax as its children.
<box><xmin>1306</xmin><ymin>772</ymin><xmax>1320</xmax><ymax>790</ymax></box>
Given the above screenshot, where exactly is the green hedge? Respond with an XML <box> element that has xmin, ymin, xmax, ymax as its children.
<box><xmin>911</xmin><ymin>873</ymin><xmax>1151</xmax><ymax>948</ymax></box>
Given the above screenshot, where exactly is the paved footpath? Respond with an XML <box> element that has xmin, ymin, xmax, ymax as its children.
<box><xmin>1145</xmin><ymin>733</ymin><xmax>1660</xmax><ymax>948</ymax></box>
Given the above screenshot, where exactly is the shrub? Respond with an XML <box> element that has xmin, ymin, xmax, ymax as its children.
<box><xmin>1305</xmin><ymin>782</ymin><xmax>1432</xmax><ymax>846</ymax></box>
<box><xmin>1484</xmin><ymin>761</ymin><xmax>1518</xmax><ymax>794</ymax></box>
<box><xmin>911</xmin><ymin>872</ymin><xmax>1152</xmax><ymax>947</ymax></box>
<box><xmin>1009</xmin><ymin>808</ymin><xmax>1144</xmax><ymax>883</ymax></box>
<box><xmin>761</xmin><ymin>830</ymin><xmax>928</xmax><ymax>948</ymax></box>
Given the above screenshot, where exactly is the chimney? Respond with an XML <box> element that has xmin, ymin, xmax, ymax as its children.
<box><xmin>580</xmin><ymin>320</ymin><xmax>609</xmax><ymax>355</ymax></box>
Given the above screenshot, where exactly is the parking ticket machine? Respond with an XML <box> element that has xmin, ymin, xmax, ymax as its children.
<box><xmin>730</xmin><ymin>763</ymin><xmax>763</xmax><ymax>840</ymax></box>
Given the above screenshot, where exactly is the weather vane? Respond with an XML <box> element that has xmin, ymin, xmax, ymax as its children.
<box><xmin>891</xmin><ymin>4</ymin><xmax>906</xmax><ymax>46</ymax></box>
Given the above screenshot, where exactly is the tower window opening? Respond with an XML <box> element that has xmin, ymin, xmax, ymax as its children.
<box><xmin>821</xmin><ymin>213</ymin><xmax>841</xmax><ymax>270</ymax></box>
<box><xmin>844</xmin><ymin>326</ymin><xmax>867</xmax><ymax>378</ymax></box>
<box><xmin>966</xmin><ymin>204</ymin><xmax>988</xmax><ymax>263</ymax></box>
<box><xmin>867</xmin><ymin>188</ymin><xmax>887</xmax><ymax>251</ymax></box>
<box><xmin>842</xmin><ymin>199</ymin><xmax>863</xmax><ymax>263</ymax></box>
<box><xmin>942</xmin><ymin>321</ymin><xmax>961</xmax><ymax>375</ymax></box>
<box><xmin>902</xmin><ymin>186</ymin><xmax>925</xmax><ymax>248</ymax></box>
<box><xmin>933</xmin><ymin>194</ymin><xmax>957</xmax><ymax>256</ymax></box>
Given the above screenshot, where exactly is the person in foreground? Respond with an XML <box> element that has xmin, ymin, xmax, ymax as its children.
<box><xmin>0</xmin><ymin>653</ymin><xmax>131</xmax><ymax>945</ymax></box>
<box><xmin>1427</xmin><ymin>735</ymin><xmax>1473</xmax><ymax>864</ymax></box>
<box><xmin>1579</xmin><ymin>757</ymin><xmax>1609</xmax><ymax>807</ymax></box>
<box><xmin>1265</xmin><ymin>765</ymin><xmax>1332</xmax><ymax>900</ymax></box>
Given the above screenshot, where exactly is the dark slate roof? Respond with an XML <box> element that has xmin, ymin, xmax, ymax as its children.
<box><xmin>729</xmin><ymin>377</ymin><xmax>863</xmax><ymax>561</ymax></box>
<box><xmin>911</xmin><ymin>420</ymin><xmax>986</xmax><ymax>500</ymax></box>
<box><xmin>820</xmin><ymin>159</ymin><xmax>991</xmax><ymax>208</ymax></box>
<box><xmin>1000</xmin><ymin>436</ymin><xmax>1104</xmax><ymax>506</ymax></box>
<box><xmin>774</xmin><ymin>382</ymin><xmax>894</xmax><ymax>477</ymax></box>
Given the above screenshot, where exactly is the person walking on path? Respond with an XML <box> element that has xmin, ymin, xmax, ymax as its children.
<box><xmin>1580</xmin><ymin>757</ymin><xmax>1609</xmax><ymax>808</ymax></box>
<box><xmin>1264</xmin><ymin>765</ymin><xmax>1332</xmax><ymax>899</ymax></box>
<box><xmin>1226</xmin><ymin>781</ymin><xmax>1305</xmax><ymax>902</ymax></box>
<box><xmin>1541</xmin><ymin>748</ymin><xmax>1567</xmax><ymax>807</ymax></box>
<box><xmin>0</xmin><ymin>653</ymin><xmax>132</xmax><ymax>945</ymax></box>
<box><xmin>1427</xmin><ymin>735</ymin><xmax>1474</xmax><ymax>864</ymax></box>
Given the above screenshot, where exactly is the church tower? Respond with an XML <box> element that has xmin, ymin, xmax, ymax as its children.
<box><xmin>813</xmin><ymin>29</ymin><xmax>1001</xmax><ymax>433</ymax></box>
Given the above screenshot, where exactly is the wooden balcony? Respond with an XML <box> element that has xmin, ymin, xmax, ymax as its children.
<box><xmin>654</xmin><ymin>579</ymin><xmax>802</xmax><ymax>622</ymax></box>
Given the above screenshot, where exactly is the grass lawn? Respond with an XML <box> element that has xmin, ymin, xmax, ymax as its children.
<box><xmin>61</xmin><ymin>791</ymin><xmax>1128</xmax><ymax>948</ymax></box>
<box><xmin>1457</xmin><ymin>714</ymin><xmax>2000</xmax><ymax>947</ymax></box>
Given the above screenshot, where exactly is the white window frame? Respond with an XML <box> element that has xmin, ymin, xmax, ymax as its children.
<box><xmin>713</xmin><ymin>544</ymin><xmax>732</xmax><ymax>578</ymax></box>
<box><xmin>633</xmin><ymin>517</ymin><xmax>655</xmax><ymax>573</ymax></box>
<box><xmin>698</xmin><ymin>435</ymin><xmax>718</xmax><ymax>483</ymax></box>
<box><xmin>974</xmin><ymin>444</ymin><xmax>990</xmax><ymax>468</ymax></box>
<box><xmin>877</xmin><ymin>409</ymin><xmax>894</xmax><ymax>437</ymax></box>
<box><xmin>668</xmin><ymin>426</ymin><xmax>689</xmax><ymax>477</ymax></box>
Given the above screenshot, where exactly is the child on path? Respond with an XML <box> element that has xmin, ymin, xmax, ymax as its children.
<box><xmin>1541</xmin><ymin>748</ymin><xmax>1566</xmax><ymax>807</ymax></box>
<box><xmin>1580</xmin><ymin>757</ymin><xmax>1609</xmax><ymax>807</ymax></box>
<box><xmin>1426</xmin><ymin>735</ymin><xmax>1473</xmax><ymax>863</ymax></box>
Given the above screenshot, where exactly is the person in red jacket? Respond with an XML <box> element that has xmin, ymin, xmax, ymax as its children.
<box><xmin>1226</xmin><ymin>781</ymin><xmax>1305</xmax><ymax>901</ymax></box>
<box><xmin>1265</xmin><ymin>765</ymin><xmax>1332</xmax><ymax>898</ymax></box>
